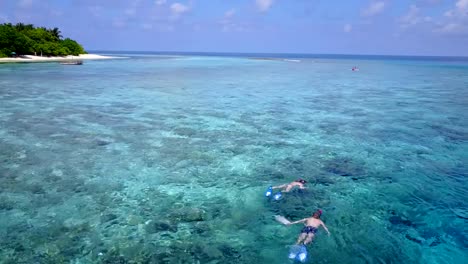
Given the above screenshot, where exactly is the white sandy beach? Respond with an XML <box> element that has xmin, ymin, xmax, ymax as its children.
<box><xmin>0</xmin><ymin>54</ymin><xmax>123</xmax><ymax>63</ymax></box>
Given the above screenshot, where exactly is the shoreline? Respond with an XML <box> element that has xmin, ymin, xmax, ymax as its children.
<box><xmin>0</xmin><ymin>54</ymin><xmax>125</xmax><ymax>63</ymax></box>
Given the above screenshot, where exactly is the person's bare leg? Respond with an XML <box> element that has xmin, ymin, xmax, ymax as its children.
<box><xmin>303</xmin><ymin>233</ymin><xmax>315</xmax><ymax>245</ymax></box>
<box><xmin>296</xmin><ymin>233</ymin><xmax>307</xmax><ymax>244</ymax></box>
<box><xmin>272</xmin><ymin>184</ymin><xmax>286</xmax><ymax>190</ymax></box>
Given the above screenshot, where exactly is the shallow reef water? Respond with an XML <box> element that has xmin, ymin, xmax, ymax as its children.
<box><xmin>0</xmin><ymin>54</ymin><xmax>467</xmax><ymax>263</ymax></box>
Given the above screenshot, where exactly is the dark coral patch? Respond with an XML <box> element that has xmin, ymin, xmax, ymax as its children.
<box><xmin>322</xmin><ymin>156</ymin><xmax>366</xmax><ymax>178</ymax></box>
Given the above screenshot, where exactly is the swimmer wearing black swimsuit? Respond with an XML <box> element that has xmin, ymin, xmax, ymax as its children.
<box><xmin>301</xmin><ymin>226</ymin><xmax>318</xmax><ymax>234</ymax></box>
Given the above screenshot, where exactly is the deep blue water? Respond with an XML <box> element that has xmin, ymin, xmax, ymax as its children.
<box><xmin>0</xmin><ymin>53</ymin><xmax>467</xmax><ymax>263</ymax></box>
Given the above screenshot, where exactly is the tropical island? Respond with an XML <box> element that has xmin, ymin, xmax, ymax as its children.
<box><xmin>0</xmin><ymin>23</ymin><xmax>118</xmax><ymax>63</ymax></box>
<box><xmin>0</xmin><ymin>23</ymin><xmax>86</xmax><ymax>57</ymax></box>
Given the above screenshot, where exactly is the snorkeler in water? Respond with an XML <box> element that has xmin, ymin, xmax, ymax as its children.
<box><xmin>265</xmin><ymin>179</ymin><xmax>307</xmax><ymax>200</ymax></box>
<box><xmin>272</xmin><ymin>179</ymin><xmax>307</xmax><ymax>193</ymax></box>
<box><xmin>288</xmin><ymin>209</ymin><xmax>330</xmax><ymax>245</ymax></box>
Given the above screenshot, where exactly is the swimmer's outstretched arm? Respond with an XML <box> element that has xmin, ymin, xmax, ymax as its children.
<box><xmin>288</xmin><ymin>218</ymin><xmax>307</xmax><ymax>225</ymax></box>
<box><xmin>321</xmin><ymin>221</ymin><xmax>331</xmax><ymax>235</ymax></box>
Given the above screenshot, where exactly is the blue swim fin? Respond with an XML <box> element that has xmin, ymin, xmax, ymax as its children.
<box><xmin>273</xmin><ymin>191</ymin><xmax>282</xmax><ymax>200</ymax></box>
<box><xmin>265</xmin><ymin>186</ymin><xmax>273</xmax><ymax>197</ymax></box>
<box><xmin>288</xmin><ymin>245</ymin><xmax>301</xmax><ymax>260</ymax></box>
<box><xmin>296</xmin><ymin>245</ymin><xmax>307</xmax><ymax>263</ymax></box>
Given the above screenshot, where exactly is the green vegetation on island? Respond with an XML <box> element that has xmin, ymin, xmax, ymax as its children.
<box><xmin>0</xmin><ymin>23</ymin><xmax>86</xmax><ymax>58</ymax></box>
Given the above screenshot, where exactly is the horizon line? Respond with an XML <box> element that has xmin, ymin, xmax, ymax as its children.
<box><xmin>87</xmin><ymin>50</ymin><xmax>468</xmax><ymax>59</ymax></box>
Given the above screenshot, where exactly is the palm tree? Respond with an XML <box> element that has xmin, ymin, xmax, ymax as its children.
<box><xmin>15</xmin><ymin>23</ymin><xmax>34</xmax><ymax>31</ymax></box>
<box><xmin>50</xmin><ymin>27</ymin><xmax>62</xmax><ymax>41</ymax></box>
<box><xmin>15</xmin><ymin>23</ymin><xmax>25</xmax><ymax>31</ymax></box>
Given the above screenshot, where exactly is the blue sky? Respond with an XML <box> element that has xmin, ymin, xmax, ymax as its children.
<box><xmin>1</xmin><ymin>0</ymin><xmax>467</xmax><ymax>56</ymax></box>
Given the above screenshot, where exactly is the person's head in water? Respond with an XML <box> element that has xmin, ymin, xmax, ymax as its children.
<box><xmin>312</xmin><ymin>209</ymin><xmax>322</xmax><ymax>219</ymax></box>
<box><xmin>296</xmin><ymin>179</ymin><xmax>307</xmax><ymax>184</ymax></box>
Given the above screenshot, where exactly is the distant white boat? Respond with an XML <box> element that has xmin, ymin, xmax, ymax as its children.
<box><xmin>283</xmin><ymin>59</ymin><xmax>301</xmax><ymax>63</ymax></box>
<box><xmin>60</xmin><ymin>60</ymin><xmax>83</xmax><ymax>65</ymax></box>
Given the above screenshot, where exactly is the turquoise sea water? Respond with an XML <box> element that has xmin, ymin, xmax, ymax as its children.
<box><xmin>0</xmin><ymin>53</ymin><xmax>467</xmax><ymax>263</ymax></box>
